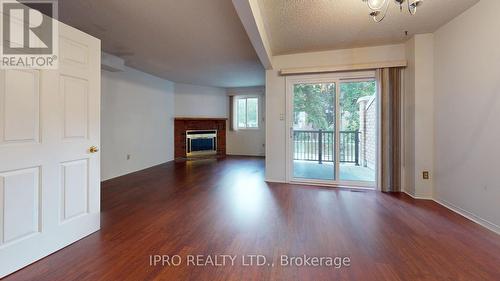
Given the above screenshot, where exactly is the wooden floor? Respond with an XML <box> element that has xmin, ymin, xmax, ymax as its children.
<box><xmin>4</xmin><ymin>157</ymin><xmax>500</xmax><ymax>280</ymax></box>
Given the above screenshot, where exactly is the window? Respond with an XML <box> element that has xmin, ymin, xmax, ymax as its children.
<box><xmin>237</xmin><ymin>97</ymin><xmax>259</xmax><ymax>129</ymax></box>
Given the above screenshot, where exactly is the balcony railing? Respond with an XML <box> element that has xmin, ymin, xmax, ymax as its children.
<box><xmin>293</xmin><ymin>130</ymin><xmax>360</xmax><ymax>165</ymax></box>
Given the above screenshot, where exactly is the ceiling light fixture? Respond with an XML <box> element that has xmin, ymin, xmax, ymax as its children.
<box><xmin>362</xmin><ymin>0</ymin><xmax>423</xmax><ymax>23</ymax></box>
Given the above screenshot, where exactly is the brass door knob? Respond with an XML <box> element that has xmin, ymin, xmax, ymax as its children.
<box><xmin>89</xmin><ymin>146</ymin><xmax>99</xmax><ymax>153</ymax></box>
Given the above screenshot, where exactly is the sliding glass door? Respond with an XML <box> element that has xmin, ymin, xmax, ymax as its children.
<box><xmin>287</xmin><ymin>72</ymin><xmax>377</xmax><ymax>188</ymax></box>
<box><xmin>291</xmin><ymin>82</ymin><xmax>336</xmax><ymax>181</ymax></box>
<box><xmin>339</xmin><ymin>81</ymin><xmax>377</xmax><ymax>183</ymax></box>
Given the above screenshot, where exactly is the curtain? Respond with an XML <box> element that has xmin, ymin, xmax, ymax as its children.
<box><xmin>229</xmin><ymin>95</ymin><xmax>234</xmax><ymax>131</ymax></box>
<box><xmin>378</xmin><ymin>68</ymin><xmax>402</xmax><ymax>192</ymax></box>
<box><xmin>228</xmin><ymin>95</ymin><xmax>238</xmax><ymax>131</ymax></box>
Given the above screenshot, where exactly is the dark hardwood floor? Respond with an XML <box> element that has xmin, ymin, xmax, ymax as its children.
<box><xmin>4</xmin><ymin>157</ymin><xmax>500</xmax><ymax>280</ymax></box>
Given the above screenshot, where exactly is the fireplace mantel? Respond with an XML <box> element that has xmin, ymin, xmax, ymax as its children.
<box><xmin>175</xmin><ymin>117</ymin><xmax>228</xmax><ymax>121</ymax></box>
<box><xmin>174</xmin><ymin>117</ymin><xmax>227</xmax><ymax>159</ymax></box>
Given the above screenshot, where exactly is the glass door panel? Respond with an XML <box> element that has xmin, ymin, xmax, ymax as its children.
<box><xmin>339</xmin><ymin>81</ymin><xmax>377</xmax><ymax>183</ymax></box>
<box><xmin>292</xmin><ymin>83</ymin><xmax>336</xmax><ymax>181</ymax></box>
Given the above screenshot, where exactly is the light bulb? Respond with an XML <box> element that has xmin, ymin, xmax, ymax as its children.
<box><xmin>366</xmin><ymin>0</ymin><xmax>387</xmax><ymax>10</ymax></box>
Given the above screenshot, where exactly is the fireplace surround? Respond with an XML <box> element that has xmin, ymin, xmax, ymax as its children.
<box><xmin>186</xmin><ymin>130</ymin><xmax>217</xmax><ymax>156</ymax></box>
<box><xmin>174</xmin><ymin>117</ymin><xmax>227</xmax><ymax>159</ymax></box>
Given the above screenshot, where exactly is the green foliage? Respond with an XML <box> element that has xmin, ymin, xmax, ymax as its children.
<box><xmin>246</xmin><ymin>98</ymin><xmax>258</xmax><ymax>127</ymax></box>
<box><xmin>293</xmin><ymin>81</ymin><xmax>375</xmax><ymax>131</ymax></box>
<box><xmin>340</xmin><ymin>81</ymin><xmax>376</xmax><ymax>131</ymax></box>
<box><xmin>237</xmin><ymin>99</ymin><xmax>246</xmax><ymax>127</ymax></box>
<box><xmin>293</xmin><ymin>83</ymin><xmax>335</xmax><ymax>130</ymax></box>
<box><xmin>237</xmin><ymin>97</ymin><xmax>259</xmax><ymax>128</ymax></box>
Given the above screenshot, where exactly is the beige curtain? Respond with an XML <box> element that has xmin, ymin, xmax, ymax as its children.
<box><xmin>229</xmin><ymin>95</ymin><xmax>235</xmax><ymax>131</ymax></box>
<box><xmin>378</xmin><ymin>68</ymin><xmax>402</xmax><ymax>192</ymax></box>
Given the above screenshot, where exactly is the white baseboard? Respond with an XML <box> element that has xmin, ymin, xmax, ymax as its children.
<box><xmin>433</xmin><ymin>198</ymin><xmax>500</xmax><ymax>235</ymax></box>
<box><xmin>226</xmin><ymin>153</ymin><xmax>265</xmax><ymax>157</ymax></box>
<box><xmin>402</xmin><ymin>190</ymin><xmax>433</xmax><ymax>200</ymax></box>
<box><xmin>101</xmin><ymin>159</ymin><xmax>174</xmax><ymax>182</ymax></box>
<box><xmin>265</xmin><ymin>178</ymin><xmax>286</xmax><ymax>183</ymax></box>
<box><xmin>402</xmin><ymin>190</ymin><xmax>500</xmax><ymax>235</ymax></box>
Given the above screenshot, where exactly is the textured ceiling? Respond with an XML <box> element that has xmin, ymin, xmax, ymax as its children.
<box><xmin>257</xmin><ymin>0</ymin><xmax>480</xmax><ymax>55</ymax></box>
<box><xmin>59</xmin><ymin>0</ymin><xmax>264</xmax><ymax>88</ymax></box>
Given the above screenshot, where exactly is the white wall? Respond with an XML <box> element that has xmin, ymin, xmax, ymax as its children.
<box><xmin>174</xmin><ymin>83</ymin><xmax>265</xmax><ymax>156</ymax></box>
<box><xmin>266</xmin><ymin>44</ymin><xmax>407</xmax><ymax>182</ymax></box>
<box><xmin>434</xmin><ymin>0</ymin><xmax>500</xmax><ymax>232</ymax></box>
<box><xmin>403</xmin><ymin>37</ymin><xmax>416</xmax><ymax>196</ymax></box>
<box><xmin>403</xmin><ymin>34</ymin><xmax>435</xmax><ymax>198</ymax></box>
<box><xmin>174</xmin><ymin>83</ymin><xmax>228</xmax><ymax>118</ymax></box>
<box><xmin>101</xmin><ymin>67</ymin><xmax>174</xmax><ymax>181</ymax></box>
<box><xmin>102</xmin><ymin>76</ymin><xmax>265</xmax><ymax>181</ymax></box>
<box><xmin>227</xmin><ymin>87</ymin><xmax>266</xmax><ymax>156</ymax></box>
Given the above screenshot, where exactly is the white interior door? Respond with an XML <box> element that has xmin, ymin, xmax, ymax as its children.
<box><xmin>0</xmin><ymin>23</ymin><xmax>101</xmax><ymax>277</ymax></box>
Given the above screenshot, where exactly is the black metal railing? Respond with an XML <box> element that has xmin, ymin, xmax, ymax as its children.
<box><xmin>293</xmin><ymin>130</ymin><xmax>360</xmax><ymax>165</ymax></box>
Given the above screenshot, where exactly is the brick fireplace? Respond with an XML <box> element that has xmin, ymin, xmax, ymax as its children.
<box><xmin>174</xmin><ymin>117</ymin><xmax>227</xmax><ymax>159</ymax></box>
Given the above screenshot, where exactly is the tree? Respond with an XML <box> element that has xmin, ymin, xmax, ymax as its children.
<box><xmin>340</xmin><ymin>81</ymin><xmax>376</xmax><ymax>131</ymax></box>
<box><xmin>293</xmin><ymin>81</ymin><xmax>375</xmax><ymax>131</ymax></box>
<box><xmin>293</xmin><ymin>83</ymin><xmax>335</xmax><ymax>130</ymax></box>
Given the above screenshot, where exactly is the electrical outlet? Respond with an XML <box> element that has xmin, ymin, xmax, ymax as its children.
<box><xmin>422</xmin><ymin>171</ymin><xmax>429</xmax><ymax>180</ymax></box>
<box><xmin>127</xmin><ymin>154</ymin><xmax>131</xmax><ymax>160</ymax></box>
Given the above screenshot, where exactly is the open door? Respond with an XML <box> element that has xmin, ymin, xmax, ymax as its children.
<box><xmin>0</xmin><ymin>23</ymin><xmax>101</xmax><ymax>277</ymax></box>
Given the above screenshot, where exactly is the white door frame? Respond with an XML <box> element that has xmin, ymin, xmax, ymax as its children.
<box><xmin>285</xmin><ymin>71</ymin><xmax>379</xmax><ymax>189</ymax></box>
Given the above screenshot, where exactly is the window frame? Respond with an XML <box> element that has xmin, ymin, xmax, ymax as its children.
<box><xmin>236</xmin><ymin>96</ymin><xmax>259</xmax><ymax>130</ymax></box>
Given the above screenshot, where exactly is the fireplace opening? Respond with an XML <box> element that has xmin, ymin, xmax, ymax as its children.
<box><xmin>186</xmin><ymin>130</ymin><xmax>217</xmax><ymax>156</ymax></box>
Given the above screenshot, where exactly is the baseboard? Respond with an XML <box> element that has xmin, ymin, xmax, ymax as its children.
<box><xmin>402</xmin><ymin>190</ymin><xmax>433</xmax><ymax>200</ymax></box>
<box><xmin>433</xmin><ymin>198</ymin><xmax>500</xmax><ymax>235</ymax></box>
<box><xmin>403</xmin><ymin>190</ymin><xmax>500</xmax><ymax>235</ymax></box>
<box><xmin>226</xmin><ymin>153</ymin><xmax>265</xmax><ymax>157</ymax></box>
<box><xmin>265</xmin><ymin>178</ymin><xmax>286</xmax><ymax>183</ymax></box>
<box><xmin>101</xmin><ymin>159</ymin><xmax>174</xmax><ymax>183</ymax></box>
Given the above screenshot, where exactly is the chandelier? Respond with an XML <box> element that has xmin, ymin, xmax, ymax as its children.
<box><xmin>362</xmin><ymin>0</ymin><xmax>423</xmax><ymax>22</ymax></box>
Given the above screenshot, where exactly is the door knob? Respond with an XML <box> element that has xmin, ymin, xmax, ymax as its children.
<box><xmin>89</xmin><ymin>146</ymin><xmax>99</xmax><ymax>153</ymax></box>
